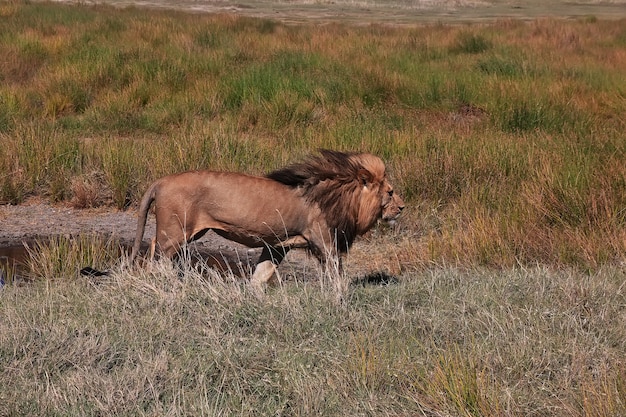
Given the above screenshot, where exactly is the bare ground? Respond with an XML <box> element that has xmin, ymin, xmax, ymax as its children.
<box><xmin>0</xmin><ymin>200</ymin><xmax>146</xmax><ymax>247</ymax></box>
<box><xmin>51</xmin><ymin>0</ymin><xmax>626</xmax><ymax>25</ymax></box>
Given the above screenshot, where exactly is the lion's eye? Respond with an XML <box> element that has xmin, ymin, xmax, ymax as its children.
<box><xmin>387</xmin><ymin>190</ymin><xmax>394</xmax><ymax>197</ymax></box>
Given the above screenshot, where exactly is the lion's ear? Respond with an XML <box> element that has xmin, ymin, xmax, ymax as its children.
<box><xmin>358</xmin><ymin>169</ymin><xmax>374</xmax><ymax>187</ymax></box>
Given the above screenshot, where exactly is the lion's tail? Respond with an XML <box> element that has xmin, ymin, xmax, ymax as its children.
<box><xmin>130</xmin><ymin>181</ymin><xmax>158</xmax><ymax>262</ymax></box>
<box><xmin>80</xmin><ymin>181</ymin><xmax>157</xmax><ymax>277</ymax></box>
<box><xmin>80</xmin><ymin>266</ymin><xmax>109</xmax><ymax>277</ymax></box>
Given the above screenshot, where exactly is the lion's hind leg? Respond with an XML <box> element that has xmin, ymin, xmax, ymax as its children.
<box><xmin>250</xmin><ymin>260</ymin><xmax>277</xmax><ymax>293</ymax></box>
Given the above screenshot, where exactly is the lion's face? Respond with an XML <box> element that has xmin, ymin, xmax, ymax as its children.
<box><xmin>380</xmin><ymin>180</ymin><xmax>404</xmax><ymax>226</ymax></box>
<box><xmin>356</xmin><ymin>166</ymin><xmax>405</xmax><ymax>234</ymax></box>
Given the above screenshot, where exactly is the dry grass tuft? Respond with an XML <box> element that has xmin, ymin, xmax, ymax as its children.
<box><xmin>70</xmin><ymin>171</ymin><xmax>111</xmax><ymax>208</ymax></box>
<box><xmin>25</xmin><ymin>234</ymin><xmax>122</xmax><ymax>281</ymax></box>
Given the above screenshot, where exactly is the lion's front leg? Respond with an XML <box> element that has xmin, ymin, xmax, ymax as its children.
<box><xmin>250</xmin><ymin>245</ymin><xmax>290</xmax><ymax>293</ymax></box>
<box><xmin>309</xmin><ymin>236</ymin><xmax>351</xmax><ymax>303</ymax></box>
<box><xmin>307</xmin><ymin>228</ymin><xmax>344</xmax><ymax>277</ymax></box>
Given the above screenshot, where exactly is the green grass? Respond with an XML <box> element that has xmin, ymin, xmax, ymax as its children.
<box><xmin>0</xmin><ymin>3</ymin><xmax>625</xmax><ymax>268</ymax></box>
<box><xmin>1</xmin><ymin>4</ymin><xmax>625</xmax><ymax>267</ymax></box>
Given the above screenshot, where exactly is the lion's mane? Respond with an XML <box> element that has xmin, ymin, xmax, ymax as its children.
<box><xmin>266</xmin><ymin>149</ymin><xmax>386</xmax><ymax>253</ymax></box>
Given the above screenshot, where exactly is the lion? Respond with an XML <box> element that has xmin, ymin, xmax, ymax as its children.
<box><xmin>129</xmin><ymin>150</ymin><xmax>404</xmax><ymax>287</ymax></box>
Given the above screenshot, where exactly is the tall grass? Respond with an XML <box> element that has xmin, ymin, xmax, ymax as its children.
<box><xmin>1</xmin><ymin>5</ymin><xmax>625</xmax><ymax>416</ymax></box>
<box><xmin>25</xmin><ymin>234</ymin><xmax>123</xmax><ymax>280</ymax></box>
<box><xmin>0</xmin><ymin>2</ymin><xmax>625</xmax><ymax>269</ymax></box>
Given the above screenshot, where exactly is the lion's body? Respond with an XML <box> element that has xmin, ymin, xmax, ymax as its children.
<box><xmin>133</xmin><ymin>171</ymin><xmax>322</xmax><ymax>256</ymax></box>
<box><xmin>131</xmin><ymin>150</ymin><xmax>404</xmax><ymax>287</ymax></box>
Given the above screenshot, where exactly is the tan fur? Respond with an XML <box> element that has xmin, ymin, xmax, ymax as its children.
<box><xmin>130</xmin><ymin>150</ymin><xmax>404</xmax><ymax>286</ymax></box>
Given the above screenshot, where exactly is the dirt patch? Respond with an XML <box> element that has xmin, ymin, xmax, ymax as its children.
<box><xmin>0</xmin><ymin>200</ymin><xmax>145</xmax><ymax>247</ymax></box>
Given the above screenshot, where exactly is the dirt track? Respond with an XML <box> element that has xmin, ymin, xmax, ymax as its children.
<box><xmin>0</xmin><ymin>201</ymin><xmax>146</xmax><ymax>247</ymax></box>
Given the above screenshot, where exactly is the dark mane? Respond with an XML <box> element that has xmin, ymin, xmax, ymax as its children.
<box><xmin>267</xmin><ymin>150</ymin><xmax>385</xmax><ymax>253</ymax></box>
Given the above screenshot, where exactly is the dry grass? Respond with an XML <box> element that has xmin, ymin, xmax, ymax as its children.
<box><xmin>1</xmin><ymin>253</ymin><xmax>625</xmax><ymax>416</ymax></box>
<box><xmin>25</xmin><ymin>235</ymin><xmax>121</xmax><ymax>280</ymax></box>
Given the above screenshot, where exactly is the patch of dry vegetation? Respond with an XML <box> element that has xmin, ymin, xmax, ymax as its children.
<box><xmin>1</xmin><ymin>256</ymin><xmax>625</xmax><ymax>415</ymax></box>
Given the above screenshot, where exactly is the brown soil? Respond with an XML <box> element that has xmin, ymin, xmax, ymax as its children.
<box><xmin>0</xmin><ymin>199</ymin><xmax>146</xmax><ymax>247</ymax></box>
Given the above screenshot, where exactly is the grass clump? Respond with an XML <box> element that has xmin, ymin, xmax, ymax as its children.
<box><xmin>25</xmin><ymin>234</ymin><xmax>122</xmax><ymax>281</ymax></box>
<box><xmin>449</xmin><ymin>31</ymin><xmax>492</xmax><ymax>54</ymax></box>
<box><xmin>1</xmin><ymin>5</ymin><xmax>625</xmax><ymax>415</ymax></box>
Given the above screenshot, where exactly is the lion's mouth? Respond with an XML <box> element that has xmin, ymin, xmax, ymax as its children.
<box><xmin>382</xmin><ymin>212</ymin><xmax>401</xmax><ymax>225</ymax></box>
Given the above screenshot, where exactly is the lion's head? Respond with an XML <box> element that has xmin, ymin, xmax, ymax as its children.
<box><xmin>266</xmin><ymin>150</ymin><xmax>404</xmax><ymax>253</ymax></box>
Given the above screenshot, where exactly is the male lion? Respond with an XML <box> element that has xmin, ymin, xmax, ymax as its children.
<box><xmin>130</xmin><ymin>150</ymin><xmax>404</xmax><ymax>287</ymax></box>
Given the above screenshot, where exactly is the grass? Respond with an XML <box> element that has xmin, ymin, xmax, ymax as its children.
<box><xmin>24</xmin><ymin>234</ymin><xmax>123</xmax><ymax>281</ymax></box>
<box><xmin>1</xmin><ymin>253</ymin><xmax>624</xmax><ymax>416</ymax></box>
<box><xmin>1</xmin><ymin>3</ymin><xmax>626</xmax><ymax>415</ymax></box>
<box><xmin>2</xmin><ymin>3</ymin><xmax>625</xmax><ymax>268</ymax></box>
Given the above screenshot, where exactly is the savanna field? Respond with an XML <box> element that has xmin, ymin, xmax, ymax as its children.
<box><xmin>0</xmin><ymin>1</ymin><xmax>625</xmax><ymax>415</ymax></box>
